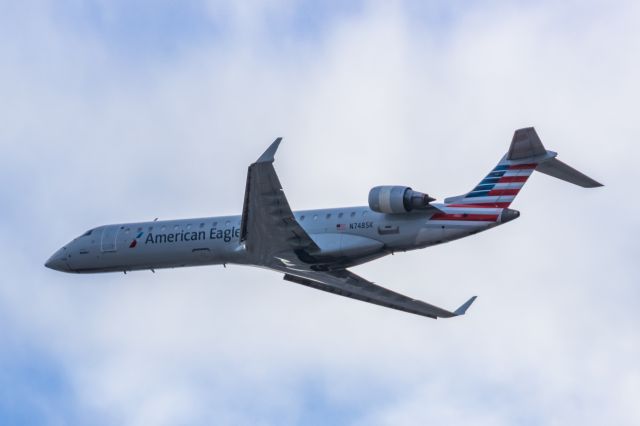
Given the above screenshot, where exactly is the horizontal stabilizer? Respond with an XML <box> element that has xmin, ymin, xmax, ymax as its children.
<box><xmin>536</xmin><ymin>157</ymin><xmax>603</xmax><ymax>188</ymax></box>
<box><xmin>453</xmin><ymin>295</ymin><xmax>477</xmax><ymax>316</ymax></box>
<box><xmin>508</xmin><ymin>127</ymin><xmax>546</xmax><ymax>160</ymax></box>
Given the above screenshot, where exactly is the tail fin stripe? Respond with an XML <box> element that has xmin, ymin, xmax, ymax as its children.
<box><xmin>488</xmin><ymin>189</ymin><xmax>520</xmax><ymax>196</ymax></box>
<box><xmin>461</xmin><ymin>195</ymin><xmax>516</xmax><ymax>203</ymax></box>
<box><xmin>466</xmin><ymin>191</ymin><xmax>491</xmax><ymax>198</ymax></box>
<box><xmin>508</xmin><ymin>163</ymin><xmax>537</xmax><ymax>170</ymax></box>
<box><xmin>498</xmin><ymin>176</ymin><xmax>528</xmax><ymax>183</ymax></box>
<box><xmin>473</xmin><ymin>184</ymin><xmax>495</xmax><ymax>191</ymax></box>
<box><xmin>503</xmin><ymin>169</ymin><xmax>534</xmax><ymax>177</ymax></box>
<box><xmin>493</xmin><ymin>183</ymin><xmax>524</xmax><ymax>190</ymax></box>
<box><xmin>448</xmin><ymin>202</ymin><xmax>512</xmax><ymax>208</ymax></box>
<box><xmin>480</xmin><ymin>178</ymin><xmax>501</xmax><ymax>185</ymax></box>
<box><xmin>431</xmin><ymin>213</ymin><xmax>498</xmax><ymax>222</ymax></box>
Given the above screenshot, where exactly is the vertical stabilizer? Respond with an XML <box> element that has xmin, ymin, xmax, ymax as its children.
<box><xmin>444</xmin><ymin>127</ymin><xmax>602</xmax><ymax>207</ymax></box>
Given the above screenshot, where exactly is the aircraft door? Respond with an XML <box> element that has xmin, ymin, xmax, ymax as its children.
<box><xmin>101</xmin><ymin>226</ymin><xmax>119</xmax><ymax>252</ymax></box>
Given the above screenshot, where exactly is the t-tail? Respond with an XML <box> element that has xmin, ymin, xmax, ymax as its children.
<box><xmin>445</xmin><ymin>127</ymin><xmax>603</xmax><ymax>208</ymax></box>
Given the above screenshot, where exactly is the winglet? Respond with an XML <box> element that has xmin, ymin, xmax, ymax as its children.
<box><xmin>453</xmin><ymin>296</ymin><xmax>477</xmax><ymax>316</ymax></box>
<box><xmin>256</xmin><ymin>137</ymin><xmax>282</xmax><ymax>163</ymax></box>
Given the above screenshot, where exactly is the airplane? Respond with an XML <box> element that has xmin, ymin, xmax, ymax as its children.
<box><xmin>45</xmin><ymin>127</ymin><xmax>602</xmax><ymax>319</ymax></box>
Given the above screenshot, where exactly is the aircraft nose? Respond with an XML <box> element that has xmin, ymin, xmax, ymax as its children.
<box><xmin>45</xmin><ymin>248</ymin><xmax>70</xmax><ymax>272</ymax></box>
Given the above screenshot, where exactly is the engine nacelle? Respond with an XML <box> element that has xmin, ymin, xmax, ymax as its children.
<box><xmin>368</xmin><ymin>186</ymin><xmax>436</xmax><ymax>214</ymax></box>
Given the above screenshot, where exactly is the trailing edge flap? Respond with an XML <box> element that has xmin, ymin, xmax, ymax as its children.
<box><xmin>240</xmin><ymin>138</ymin><xmax>320</xmax><ymax>262</ymax></box>
<box><xmin>281</xmin><ymin>268</ymin><xmax>476</xmax><ymax>319</ymax></box>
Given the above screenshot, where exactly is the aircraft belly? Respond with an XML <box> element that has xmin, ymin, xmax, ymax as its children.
<box><xmin>134</xmin><ymin>240</ymin><xmax>239</xmax><ymax>269</ymax></box>
<box><xmin>415</xmin><ymin>222</ymin><xmax>493</xmax><ymax>246</ymax></box>
<box><xmin>310</xmin><ymin>233</ymin><xmax>384</xmax><ymax>259</ymax></box>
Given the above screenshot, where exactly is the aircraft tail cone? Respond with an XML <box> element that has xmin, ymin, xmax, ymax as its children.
<box><xmin>500</xmin><ymin>208</ymin><xmax>520</xmax><ymax>224</ymax></box>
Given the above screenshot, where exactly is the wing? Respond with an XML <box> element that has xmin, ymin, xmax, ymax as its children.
<box><xmin>239</xmin><ymin>138</ymin><xmax>320</xmax><ymax>264</ymax></box>
<box><xmin>276</xmin><ymin>267</ymin><xmax>476</xmax><ymax>319</ymax></box>
<box><xmin>240</xmin><ymin>139</ymin><xmax>476</xmax><ymax>319</ymax></box>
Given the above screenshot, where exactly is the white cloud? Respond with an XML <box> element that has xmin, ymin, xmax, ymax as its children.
<box><xmin>0</xmin><ymin>1</ymin><xmax>639</xmax><ymax>425</ymax></box>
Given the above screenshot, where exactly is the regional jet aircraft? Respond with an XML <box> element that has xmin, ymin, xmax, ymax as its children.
<box><xmin>46</xmin><ymin>128</ymin><xmax>602</xmax><ymax>319</ymax></box>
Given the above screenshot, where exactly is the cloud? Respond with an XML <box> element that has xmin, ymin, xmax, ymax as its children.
<box><xmin>0</xmin><ymin>1</ymin><xmax>639</xmax><ymax>425</ymax></box>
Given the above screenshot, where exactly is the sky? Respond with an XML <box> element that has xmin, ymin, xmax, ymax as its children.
<box><xmin>1</xmin><ymin>0</ymin><xmax>639</xmax><ymax>424</ymax></box>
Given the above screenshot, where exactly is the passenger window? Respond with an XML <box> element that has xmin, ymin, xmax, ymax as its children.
<box><xmin>186</xmin><ymin>224</ymin><xmax>192</xmax><ymax>230</ymax></box>
<box><xmin>326</xmin><ymin>213</ymin><xmax>331</xmax><ymax>219</ymax></box>
<box><xmin>300</xmin><ymin>215</ymin><xmax>305</xmax><ymax>221</ymax></box>
<box><xmin>225</xmin><ymin>220</ymin><xmax>230</xmax><ymax>227</ymax></box>
<box><xmin>200</xmin><ymin>223</ymin><xmax>205</xmax><ymax>228</ymax></box>
<box><xmin>350</xmin><ymin>212</ymin><xmax>356</xmax><ymax>218</ymax></box>
<box><xmin>174</xmin><ymin>225</ymin><xmax>179</xmax><ymax>231</ymax></box>
<box><xmin>212</xmin><ymin>221</ymin><xmax>217</xmax><ymax>227</ymax></box>
<box><xmin>161</xmin><ymin>225</ymin><xmax>166</xmax><ymax>231</ymax></box>
<box><xmin>313</xmin><ymin>215</ymin><xmax>318</xmax><ymax>220</ymax></box>
<box><xmin>137</xmin><ymin>227</ymin><xmax>142</xmax><ymax>232</ymax></box>
<box><xmin>338</xmin><ymin>212</ymin><xmax>343</xmax><ymax>218</ymax></box>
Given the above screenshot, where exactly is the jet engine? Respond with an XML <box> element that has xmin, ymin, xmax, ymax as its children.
<box><xmin>368</xmin><ymin>186</ymin><xmax>436</xmax><ymax>214</ymax></box>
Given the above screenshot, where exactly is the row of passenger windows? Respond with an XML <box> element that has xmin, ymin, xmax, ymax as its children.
<box><xmin>112</xmin><ymin>211</ymin><xmax>368</xmax><ymax>234</ymax></box>
<box><xmin>298</xmin><ymin>210</ymin><xmax>368</xmax><ymax>221</ymax></box>
<box><xmin>119</xmin><ymin>220</ymin><xmax>237</xmax><ymax>234</ymax></box>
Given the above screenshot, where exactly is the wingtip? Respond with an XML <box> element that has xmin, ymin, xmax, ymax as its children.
<box><xmin>256</xmin><ymin>137</ymin><xmax>283</xmax><ymax>163</ymax></box>
<box><xmin>453</xmin><ymin>295</ymin><xmax>477</xmax><ymax>316</ymax></box>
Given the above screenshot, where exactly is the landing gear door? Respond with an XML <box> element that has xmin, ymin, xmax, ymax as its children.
<box><xmin>101</xmin><ymin>226</ymin><xmax>119</xmax><ymax>252</ymax></box>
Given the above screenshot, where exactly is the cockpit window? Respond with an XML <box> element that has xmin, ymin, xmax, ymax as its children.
<box><xmin>82</xmin><ymin>229</ymin><xmax>93</xmax><ymax>236</ymax></box>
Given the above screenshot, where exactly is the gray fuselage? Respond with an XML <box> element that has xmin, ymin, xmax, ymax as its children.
<box><xmin>46</xmin><ymin>204</ymin><xmax>516</xmax><ymax>273</ymax></box>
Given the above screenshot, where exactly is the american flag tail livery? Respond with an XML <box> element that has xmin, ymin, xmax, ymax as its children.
<box><xmin>444</xmin><ymin>127</ymin><xmax>602</xmax><ymax>208</ymax></box>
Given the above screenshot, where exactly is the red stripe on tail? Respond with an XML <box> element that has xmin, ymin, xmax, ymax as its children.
<box><xmin>488</xmin><ymin>189</ymin><xmax>520</xmax><ymax>196</ymax></box>
<box><xmin>431</xmin><ymin>213</ymin><xmax>499</xmax><ymax>222</ymax></box>
<box><xmin>498</xmin><ymin>176</ymin><xmax>528</xmax><ymax>183</ymax></box>
<box><xmin>447</xmin><ymin>202</ymin><xmax>512</xmax><ymax>208</ymax></box>
<box><xmin>508</xmin><ymin>163</ymin><xmax>537</xmax><ymax>170</ymax></box>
